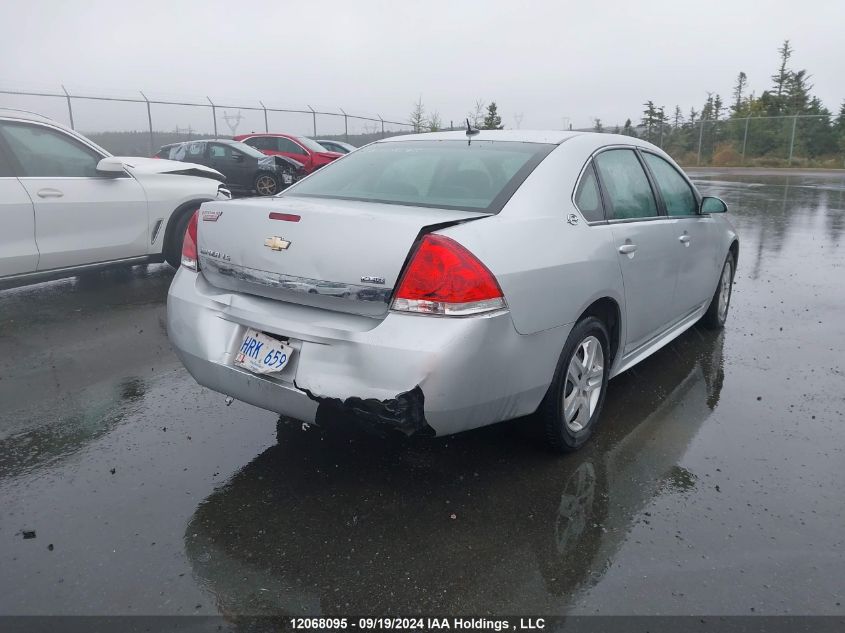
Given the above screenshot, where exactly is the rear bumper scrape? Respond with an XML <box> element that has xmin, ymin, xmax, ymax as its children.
<box><xmin>299</xmin><ymin>383</ymin><xmax>432</xmax><ymax>436</ymax></box>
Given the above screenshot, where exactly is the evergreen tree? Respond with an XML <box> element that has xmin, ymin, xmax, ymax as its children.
<box><xmin>772</xmin><ymin>39</ymin><xmax>793</xmax><ymax>99</ymax></box>
<box><xmin>673</xmin><ymin>106</ymin><xmax>684</xmax><ymax>128</ymax></box>
<box><xmin>621</xmin><ymin>118</ymin><xmax>637</xmax><ymax>137</ymax></box>
<box><xmin>641</xmin><ymin>101</ymin><xmax>663</xmax><ymax>142</ymax></box>
<box><xmin>409</xmin><ymin>96</ymin><xmax>426</xmax><ymax>133</ymax></box>
<box><xmin>593</xmin><ymin>118</ymin><xmax>604</xmax><ymax>133</ymax></box>
<box><xmin>732</xmin><ymin>72</ymin><xmax>747</xmax><ymax>113</ymax></box>
<box><xmin>482</xmin><ymin>102</ymin><xmax>503</xmax><ymax>129</ymax></box>
<box><xmin>784</xmin><ymin>69</ymin><xmax>812</xmax><ymax>114</ymax></box>
<box><xmin>713</xmin><ymin>94</ymin><xmax>724</xmax><ymax>120</ymax></box>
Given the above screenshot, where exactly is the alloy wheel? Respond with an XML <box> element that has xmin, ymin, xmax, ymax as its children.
<box><xmin>563</xmin><ymin>335</ymin><xmax>604</xmax><ymax>432</ymax></box>
<box><xmin>256</xmin><ymin>175</ymin><xmax>277</xmax><ymax>196</ymax></box>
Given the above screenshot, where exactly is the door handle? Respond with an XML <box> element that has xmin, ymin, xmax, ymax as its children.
<box><xmin>37</xmin><ymin>188</ymin><xmax>64</xmax><ymax>198</ymax></box>
<box><xmin>679</xmin><ymin>234</ymin><xmax>691</xmax><ymax>245</ymax></box>
<box><xmin>618</xmin><ymin>243</ymin><xmax>638</xmax><ymax>255</ymax></box>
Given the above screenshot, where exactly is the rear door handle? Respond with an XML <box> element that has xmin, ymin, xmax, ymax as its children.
<box><xmin>679</xmin><ymin>234</ymin><xmax>691</xmax><ymax>244</ymax></box>
<box><xmin>37</xmin><ymin>188</ymin><xmax>64</xmax><ymax>198</ymax></box>
<box><xmin>618</xmin><ymin>243</ymin><xmax>638</xmax><ymax>255</ymax></box>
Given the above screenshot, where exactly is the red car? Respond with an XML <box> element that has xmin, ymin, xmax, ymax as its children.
<box><xmin>233</xmin><ymin>133</ymin><xmax>342</xmax><ymax>174</ymax></box>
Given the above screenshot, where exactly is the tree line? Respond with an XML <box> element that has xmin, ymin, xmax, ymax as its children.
<box><xmin>615</xmin><ymin>40</ymin><xmax>844</xmax><ymax>166</ymax></box>
<box><xmin>412</xmin><ymin>41</ymin><xmax>844</xmax><ymax>167</ymax></box>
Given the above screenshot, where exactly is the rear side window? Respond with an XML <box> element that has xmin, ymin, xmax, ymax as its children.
<box><xmin>277</xmin><ymin>137</ymin><xmax>308</xmax><ymax>156</ymax></box>
<box><xmin>284</xmin><ymin>140</ymin><xmax>555</xmax><ymax>214</ymax></box>
<box><xmin>0</xmin><ymin>122</ymin><xmax>101</xmax><ymax>178</ymax></box>
<box><xmin>594</xmin><ymin>149</ymin><xmax>658</xmax><ymax>220</ymax></box>
<box><xmin>574</xmin><ymin>163</ymin><xmax>605</xmax><ymax>222</ymax></box>
<box><xmin>186</xmin><ymin>142</ymin><xmax>205</xmax><ymax>158</ymax></box>
<box><xmin>643</xmin><ymin>152</ymin><xmax>698</xmax><ymax>216</ymax></box>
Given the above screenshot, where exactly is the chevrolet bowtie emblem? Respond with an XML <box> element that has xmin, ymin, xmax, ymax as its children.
<box><xmin>264</xmin><ymin>236</ymin><xmax>291</xmax><ymax>251</ymax></box>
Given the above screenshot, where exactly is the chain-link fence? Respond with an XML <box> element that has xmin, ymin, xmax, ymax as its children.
<box><xmin>0</xmin><ymin>85</ymin><xmax>414</xmax><ymax>156</ymax></box>
<box><xmin>601</xmin><ymin>115</ymin><xmax>845</xmax><ymax>168</ymax></box>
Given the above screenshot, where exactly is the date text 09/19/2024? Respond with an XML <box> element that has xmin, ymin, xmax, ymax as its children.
<box><xmin>288</xmin><ymin>617</ymin><xmax>546</xmax><ymax>631</ymax></box>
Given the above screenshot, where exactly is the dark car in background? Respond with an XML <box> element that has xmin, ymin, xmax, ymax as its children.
<box><xmin>316</xmin><ymin>139</ymin><xmax>356</xmax><ymax>154</ymax></box>
<box><xmin>154</xmin><ymin>139</ymin><xmax>302</xmax><ymax>196</ymax></box>
<box><xmin>233</xmin><ymin>133</ymin><xmax>342</xmax><ymax>174</ymax></box>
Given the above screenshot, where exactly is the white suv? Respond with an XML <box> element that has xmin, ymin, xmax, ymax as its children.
<box><xmin>0</xmin><ymin>109</ymin><xmax>230</xmax><ymax>289</ymax></box>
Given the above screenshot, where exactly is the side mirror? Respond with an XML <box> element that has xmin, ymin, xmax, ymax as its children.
<box><xmin>701</xmin><ymin>196</ymin><xmax>728</xmax><ymax>214</ymax></box>
<box><xmin>96</xmin><ymin>157</ymin><xmax>127</xmax><ymax>176</ymax></box>
<box><xmin>233</xmin><ymin>153</ymin><xmax>245</xmax><ymax>163</ymax></box>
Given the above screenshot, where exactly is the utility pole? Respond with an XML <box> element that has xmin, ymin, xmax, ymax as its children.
<box><xmin>222</xmin><ymin>110</ymin><xmax>244</xmax><ymax>136</ymax></box>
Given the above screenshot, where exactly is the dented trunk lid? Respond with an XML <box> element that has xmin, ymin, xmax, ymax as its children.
<box><xmin>197</xmin><ymin>196</ymin><xmax>486</xmax><ymax>318</ymax></box>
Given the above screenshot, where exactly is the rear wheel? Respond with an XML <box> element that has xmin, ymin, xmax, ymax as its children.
<box><xmin>254</xmin><ymin>172</ymin><xmax>281</xmax><ymax>196</ymax></box>
<box><xmin>164</xmin><ymin>209</ymin><xmax>197</xmax><ymax>268</ymax></box>
<box><xmin>701</xmin><ymin>252</ymin><xmax>735</xmax><ymax>329</ymax></box>
<box><xmin>541</xmin><ymin>317</ymin><xmax>610</xmax><ymax>452</ymax></box>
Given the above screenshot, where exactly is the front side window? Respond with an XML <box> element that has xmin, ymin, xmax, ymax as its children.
<box><xmin>0</xmin><ymin>122</ymin><xmax>101</xmax><ymax>178</ymax></box>
<box><xmin>594</xmin><ymin>149</ymin><xmax>658</xmax><ymax>220</ymax></box>
<box><xmin>643</xmin><ymin>152</ymin><xmax>698</xmax><ymax>216</ymax></box>
<box><xmin>284</xmin><ymin>140</ymin><xmax>554</xmax><ymax>213</ymax></box>
<box><xmin>209</xmin><ymin>144</ymin><xmax>232</xmax><ymax>160</ymax></box>
<box><xmin>573</xmin><ymin>163</ymin><xmax>605</xmax><ymax>222</ymax></box>
<box><xmin>245</xmin><ymin>136</ymin><xmax>273</xmax><ymax>151</ymax></box>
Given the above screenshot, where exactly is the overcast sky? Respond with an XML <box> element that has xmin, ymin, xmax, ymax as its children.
<box><xmin>1</xmin><ymin>0</ymin><xmax>843</xmax><ymax>134</ymax></box>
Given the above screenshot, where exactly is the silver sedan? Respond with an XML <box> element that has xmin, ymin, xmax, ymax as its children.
<box><xmin>167</xmin><ymin>130</ymin><xmax>738</xmax><ymax>451</ymax></box>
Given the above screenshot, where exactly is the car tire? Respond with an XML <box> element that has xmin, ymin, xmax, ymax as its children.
<box><xmin>701</xmin><ymin>251</ymin><xmax>735</xmax><ymax>330</ymax></box>
<box><xmin>164</xmin><ymin>209</ymin><xmax>197</xmax><ymax>269</ymax></box>
<box><xmin>541</xmin><ymin>316</ymin><xmax>611</xmax><ymax>452</ymax></box>
<box><xmin>254</xmin><ymin>172</ymin><xmax>281</xmax><ymax>196</ymax></box>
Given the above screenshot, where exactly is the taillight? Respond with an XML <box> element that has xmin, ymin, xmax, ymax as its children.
<box><xmin>391</xmin><ymin>234</ymin><xmax>506</xmax><ymax>316</ymax></box>
<box><xmin>180</xmin><ymin>211</ymin><xmax>199</xmax><ymax>271</ymax></box>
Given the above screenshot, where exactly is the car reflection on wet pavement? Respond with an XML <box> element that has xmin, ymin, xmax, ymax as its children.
<box><xmin>0</xmin><ymin>170</ymin><xmax>843</xmax><ymax>616</ymax></box>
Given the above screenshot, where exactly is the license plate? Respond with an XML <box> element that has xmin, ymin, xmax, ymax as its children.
<box><xmin>282</xmin><ymin>173</ymin><xmax>293</xmax><ymax>184</ymax></box>
<box><xmin>234</xmin><ymin>329</ymin><xmax>293</xmax><ymax>375</ymax></box>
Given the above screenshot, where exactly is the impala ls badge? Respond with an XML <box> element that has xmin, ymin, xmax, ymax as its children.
<box><xmin>264</xmin><ymin>236</ymin><xmax>291</xmax><ymax>251</ymax></box>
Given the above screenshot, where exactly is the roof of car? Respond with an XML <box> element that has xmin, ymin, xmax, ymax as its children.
<box><xmin>166</xmin><ymin>138</ymin><xmax>241</xmax><ymax>146</ymax></box>
<box><xmin>0</xmin><ymin>108</ymin><xmax>58</xmax><ymax>124</ymax></box>
<box><xmin>378</xmin><ymin>130</ymin><xmax>584</xmax><ymax>144</ymax></box>
<box><xmin>377</xmin><ymin>129</ymin><xmax>663</xmax><ymax>153</ymax></box>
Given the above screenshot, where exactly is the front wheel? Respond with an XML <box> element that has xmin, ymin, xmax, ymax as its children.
<box><xmin>541</xmin><ymin>317</ymin><xmax>611</xmax><ymax>452</ymax></box>
<box><xmin>701</xmin><ymin>252</ymin><xmax>735</xmax><ymax>329</ymax></box>
<box><xmin>254</xmin><ymin>172</ymin><xmax>281</xmax><ymax>196</ymax></box>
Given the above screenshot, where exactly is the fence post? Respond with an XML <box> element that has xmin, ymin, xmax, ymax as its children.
<box><xmin>61</xmin><ymin>85</ymin><xmax>75</xmax><ymax>130</ymax></box>
<box><xmin>339</xmin><ymin>108</ymin><xmax>348</xmax><ymax>143</ymax></box>
<box><xmin>207</xmin><ymin>97</ymin><xmax>217</xmax><ymax>137</ymax></box>
<box><xmin>307</xmin><ymin>105</ymin><xmax>316</xmax><ymax>137</ymax></box>
<box><xmin>378</xmin><ymin>115</ymin><xmax>384</xmax><ymax>139</ymax></box>
<box><xmin>140</xmin><ymin>91</ymin><xmax>154</xmax><ymax>156</ymax></box>
<box><xmin>259</xmin><ymin>100</ymin><xmax>268</xmax><ymax>133</ymax></box>
<box><xmin>788</xmin><ymin>115</ymin><xmax>797</xmax><ymax>165</ymax></box>
<box><xmin>741</xmin><ymin>117</ymin><xmax>750</xmax><ymax>166</ymax></box>
<box><xmin>696</xmin><ymin>120</ymin><xmax>704</xmax><ymax>166</ymax></box>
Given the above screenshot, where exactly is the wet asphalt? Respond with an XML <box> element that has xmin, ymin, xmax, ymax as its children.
<box><xmin>0</xmin><ymin>170</ymin><xmax>843</xmax><ymax>617</ymax></box>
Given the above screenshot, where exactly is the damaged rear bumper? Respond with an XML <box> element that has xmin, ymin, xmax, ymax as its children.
<box><xmin>167</xmin><ymin>270</ymin><xmax>565</xmax><ymax>436</ymax></box>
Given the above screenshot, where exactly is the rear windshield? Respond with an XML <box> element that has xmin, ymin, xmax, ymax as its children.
<box><xmin>282</xmin><ymin>140</ymin><xmax>555</xmax><ymax>213</ymax></box>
